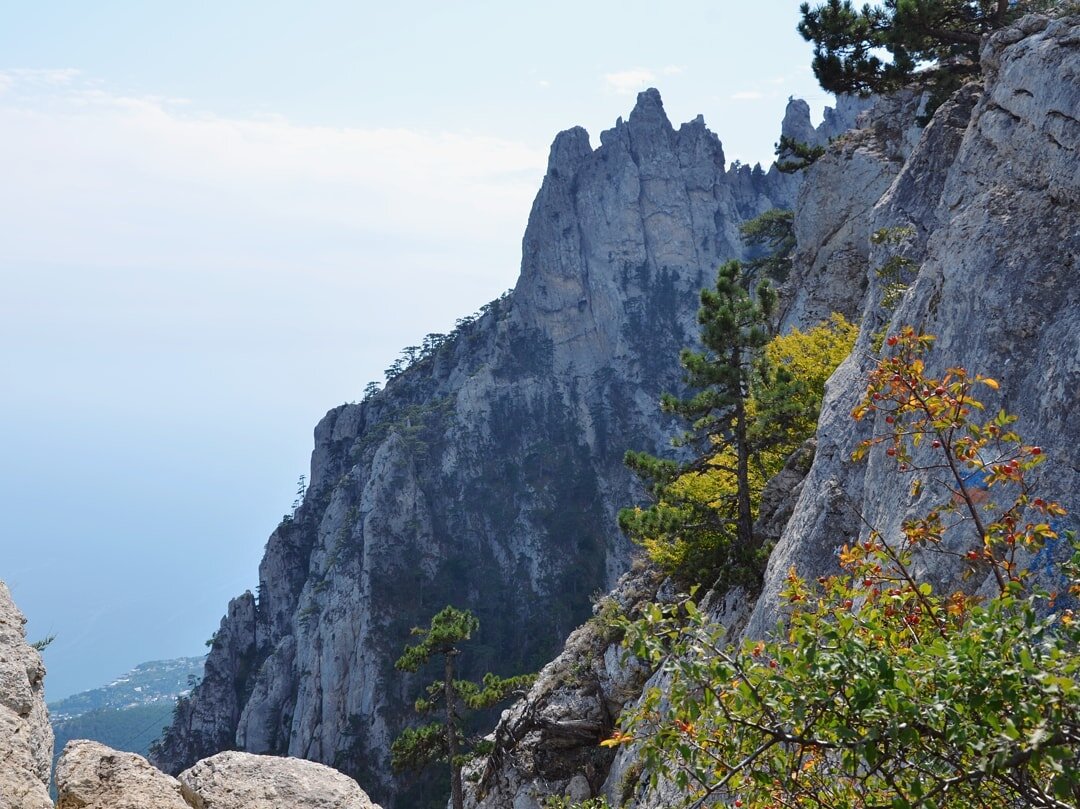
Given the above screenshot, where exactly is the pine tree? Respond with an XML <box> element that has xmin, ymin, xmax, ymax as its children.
<box><xmin>798</xmin><ymin>0</ymin><xmax>1020</xmax><ymax>119</ymax></box>
<box><xmin>392</xmin><ymin>606</ymin><xmax>534</xmax><ymax>809</ymax></box>
<box><xmin>740</xmin><ymin>209</ymin><xmax>796</xmax><ymax>281</ymax></box>
<box><xmin>621</xmin><ymin>261</ymin><xmax>812</xmax><ymax>587</ymax></box>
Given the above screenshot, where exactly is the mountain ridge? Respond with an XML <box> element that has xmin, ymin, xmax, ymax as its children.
<box><xmin>150</xmin><ymin>88</ymin><xmax>856</xmax><ymax>807</ymax></box>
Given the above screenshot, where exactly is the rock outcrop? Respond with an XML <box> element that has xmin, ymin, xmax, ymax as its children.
<box><xmin>178</xmin><ymin>750</ymin><xmax>381</xmax><ymax>809</ymax></box>
<box><xmin>464</xmin><ymin>12</ymin><xmax>1080</xmax><ymax>807</ymax></box>
<box><xmin>54</xmin><ymin>741</ymin><xmax>382</xmax><ymax>809</ymax></box>
<box><xmin>749</xmin><ymin>12</ymin><xmax>1080</xmax><ymax>635</ymax></box>
<box><xmin>152</xmin><ymin>90</ymin><xmax>853</xmax><ymax>807</ymax></box>
<box><xmin>461</xmin><ymin>568</ymin><xmax>663</xmax><ymax>809</ymax></box>
<box><xmin>55</xmin><ymin>740</ymin><xmax>190</xmax><ymax>809</ymax></box>
<box><xmin>0</xmin><ymin>581</ymin><xmax>53</xmax><ymax>809</ymax></box>
<box><xmin>777</xmin><ymin>90</ymin><xmax>923</xmax><ymax>330</ymax></box>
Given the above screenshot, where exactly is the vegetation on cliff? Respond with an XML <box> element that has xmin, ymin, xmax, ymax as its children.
<box><xmin>798</xmin><ymin>0</ymin><xmax>1017</xmax><ymax>116</ymax></box>
<box><xmin>393</xmin><ymin>606</ymin><xmax>535</xmax><ymax>809</ymax></box>
<box><xmin>619</xmin><ymin>257</ymin><xmax>856</xmax><ymax>588</ymax></box>
<box><xmin>613</xmin><ymin>330</ymin><xmax>1079</xmax><ymax>808</ymax></box>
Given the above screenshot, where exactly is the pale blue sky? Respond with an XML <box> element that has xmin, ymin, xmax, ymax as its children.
<box><xmin>0</xmin><ymin>1</ymin><xmax>834</xmax><ymax>699</ymax></box>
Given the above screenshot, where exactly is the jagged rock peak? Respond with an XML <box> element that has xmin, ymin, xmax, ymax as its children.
<box><xmin>149</xmin><ymin>83</ymin><xmax>822</xmax><ymax>808</ymax></box>
<box><xmin>781</xmin><ymin>94</ymin><xmax>875</xmax><ymax>150</ymax></box>
<box><xmin>627</xmin><ymin>86</ymin><xmax>672</xmax><ymax>130</ymax></box>
<box><xmin>781</xmin><ymin>97</ymin><xmax>819</xmax><ymax>145</ymax></box>
<box><xmin>547</xmin><ymin>126</ymin><xmax>592</xmax><ymax>175</ymax></box>
<box><xmin>599</xmin><ymin>87</ymin><xmax>676</xmax><ymax>148</ymax></box>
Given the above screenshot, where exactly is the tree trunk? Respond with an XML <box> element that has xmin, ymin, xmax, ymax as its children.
<box><xmin>445</xmin><ymin>652</ymin><xmax>464</xmax><ymax>809</ymax></box>
<box><xmin>733</xmin><ymin>347</ymin><xmax>754</xmax><ymax>550</ymax></box>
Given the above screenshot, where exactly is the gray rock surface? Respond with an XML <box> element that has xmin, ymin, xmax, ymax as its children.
<box><xmin>750</xmin><ymin>13</ymin><xmax>1080</xmax><ymax>632</ymax></box>
<box><xmin>54</xmin><ymin>739</ymin><xmax>189</xmax><ymax>809</ymax></box>
<box><xmin>778</xmin><ymin>90</ymin><xmax>924</xmax><ymax>330</ymax></box>
<box><xmin>466</xmin><ymin>13</ymin><xmax>1080</xmax><ymax>807</ymax></box>
<box><xmin>0</xmin><ymin>581</ymin><xmax>53</xmax><ymax>809</ymax></box>
<box><xmin>598</xmin><ymin>583</ymin><xmax>757</xmax><ymax>809</ymax></box>
<box><xmin>462</xmin><ymin>568</ymin><xmax>663</xmax><ymax>809</ymax></box>
<box><xmin>781</xmin><ymin>94</ymin><xmax>873</xmax><ymax>149</ymax></box>
<box><xmin>179</xmin><ymin>750</ymin><xmax>380</xmax><ymax>809</ymax></box>
<box><xmin>151</xmin><ymin>89</ymin><xmax>813</xmax><ymax>807</ymax></box>
<box><xmin>53</xmin><ymin>740</ymin><xmax>383</xmax><ymax>809</ymax></box>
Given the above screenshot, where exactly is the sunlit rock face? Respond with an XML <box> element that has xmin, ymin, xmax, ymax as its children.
<box><xmin>151</xmin><ymin>88</ymin><xmax>840</xmax><ymax>806</ymax></box>
<box><xmin>0</xmin><ymin>581</ymin><xmax>54</xmax><ymax>809</ymax></box>
<box><xmin>750</xmin><ymin>13</ymin><xmax>1080</xmax><ymax>637</ymax></box>
<box><xmin>53</xmin><ymin>741</ymin><xmax>383</xmax><ymax>809</ymax></box>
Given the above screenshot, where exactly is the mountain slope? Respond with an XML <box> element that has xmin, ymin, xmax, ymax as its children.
<box><xmin>463</xmin><ymin>13</ymin><xmax>1080</xmax><ymax>807</ymax></box>
<box><xmin>49</xmin><ymin>657</ymin><xmax>205</xmax><ymax>723</ymax></box>
<box><xmin>150</xmin><ymin>89</ymin><xmax>861</xmax><ymax>807</ymax></box>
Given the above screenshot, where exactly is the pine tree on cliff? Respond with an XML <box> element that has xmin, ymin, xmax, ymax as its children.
<box><xmin>392</xmin><ymin>606</ymin><xmax>534</xmax><ymax>809</ymax></box>
<box><xmin>621</xmin><ymin>261</ymin><xmax>809</xmax><ymax>586</ymax></box>
<box><xmin>798</xmin><ymin>0</ymin><xmax>1020</xmax><ymax>118</ymax></box>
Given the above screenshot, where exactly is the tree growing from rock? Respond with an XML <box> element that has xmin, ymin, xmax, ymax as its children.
<box><xmin>392</xmin><ymin>606</ymin><xmax>535</xmax><ymax>809</ymax></box>
<box><xmin>798</xmin><ymin>0</ymin><xmax>1022</xmax><ymax>119</ymax></box>
<box><xmin>740</xmin><ymin>210</ymin><xmax>796</xmax><ymax>281</ymax></box>
<box><xmin>620</xmin><ymin>263</ymin><xmax>857</xmax><ymax>588</ymax></box>
<box><xmin>613</xmin><ymin>328</ymin><xmax>1079</xmax><ymax>808</ymax></box>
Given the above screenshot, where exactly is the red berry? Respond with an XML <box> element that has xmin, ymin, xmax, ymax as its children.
<box><xmin>769</xmin><ymin>660</ymin><xmax>778</xmax><ymax>669</ymax></box>
<box><xmin>934</xmin><ymin>386</ymin><xmax>946</xmax><ymax>395</ymax></box>
<box><xmin>863</xmin><ymin>579</ymin><xmax>873</xmax><ymax>587</ymax></box>
<box><xmin>735</xmin><ymin>801</ymin><xmax>743</xmax><ymax>808</ymax></box>
<box><xmin>885</xmin><ymin>415</ymin><xmax>895</xmax><ymax>424</ymax></box>
<box><xmin>886</xmin><ymin>447</ymin><xmax>896</xmax><ymax>457</ymax></box>
<box><xmin>932</xmin><ymin>440</ymin><xmax>941</xmax><ymax>449</ymax></box>
<box><xmin>844</xmin><ymin>599</ymin><xmax>854</xmax><ymax>609</ymax></box>
<box><xmin>1031</xmin><ymin>447</ymin><xmax>1042</xmax><ymax>455</ymax></box>
<box><xmin>886</xmin><ymin>336</ymin><xmax>898</xmax><ymax>346</ymax></box>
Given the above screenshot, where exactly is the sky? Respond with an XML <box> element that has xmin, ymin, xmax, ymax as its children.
<box><xmin>0</xmin><ymin>1</ymin><xmax>837</xmax><ymax>700</ymax></box>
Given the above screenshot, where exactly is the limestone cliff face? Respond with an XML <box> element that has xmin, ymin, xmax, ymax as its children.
<box><xmin>151</xmin><ymin>89</ymin><xmax>828</xmax><ymax>806</ymax></box>
<box><xmin>749</xmin><ymin>12</ymin><xmax>1080</xmax><ymax>635</ymax></box>
<box><xmin>461</xmin><ymin>13</ymin><xmax>1079</xmax><ymax>808</ymax></box>
<box><xmin>0</xmin><ymin>581</ymin><xmax>53</xmax><ymax>809</ymax></box>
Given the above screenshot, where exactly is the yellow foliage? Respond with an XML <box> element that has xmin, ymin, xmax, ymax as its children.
<box><xmin>633</xmin><ymin>314</ymin><xmax>857</xmax><ymax>580</ymax></box>
<box><xmin>764</xmin><ymin>312</ymin><xmax>859</xmax><ymax>400</ymax></box>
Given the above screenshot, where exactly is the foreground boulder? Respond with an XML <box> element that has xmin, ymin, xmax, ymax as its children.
<box><xmin>0</xmin><ymin>581</ymin><xmax>53</xmax><ymax>809</ymax></box>
<box><xmin>55</xmin><ymin>739</ymin><xmax>189</xmax><ymax>809</ymax></box>
<box><xmin>178</xmin><ymin>750</ymin><xmax>381</xmax><ymax>808</ymax></box>
<box><xmin>55</xmin><ymin>741</ymin><xmax>383</xmax><ymax>809</ymax></box>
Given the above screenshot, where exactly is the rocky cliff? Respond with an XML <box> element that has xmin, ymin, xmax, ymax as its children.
<box><xmin>750</xmin><ymin>10</ymin><xmax>1080</xmax><ymax>636</ymax></box>
<box><xmin>0</xmin><ymin>581</ymin><xmax>53</xmax><ymax>809</ymax></box>
<box><xmin>461</xmin><ymin>12</ymin><xmax>1080</xmax><ymax>808</ymax></box>
<box><xmin>150</xmin><ymin>90</ymin><xmax>859</xmax><ymax>806</ymax></box>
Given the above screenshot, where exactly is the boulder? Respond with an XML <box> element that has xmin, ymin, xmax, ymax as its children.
<box><xmin>54</xmin><ymin>739</ymin><xmax>189</xmax><ymax>809</ymax></box>
<box><xmin>179</xmin><ymin>750</ymin><xmax>381</xmax><ymax>809</ymax></box>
